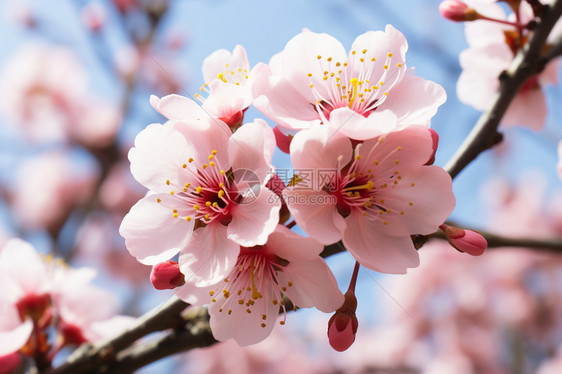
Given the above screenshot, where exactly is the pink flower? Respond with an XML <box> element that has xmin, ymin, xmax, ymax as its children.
<box><xmin>10</xmin><ymin>150</ymin><xmax>98</xmax><ymax>232</ymax></box>
<box><xmin>252</xmin><ymin>26</ymin><xmax>446</xmax><ymax>139</ymax></box>
<box><xmin>327</xmin><ymin>290</ymin><xmax>358</xmax><ymax>352</ymax></box>
<box><xmin>175</xmin><ymin>225</ymin><xmax>344</xmax><ymax>346</ymax></box>
<box><xmin>457</xmin><ymin>0</ymin><xmax>560</xmax><ymax>130</ymax></box>
<box><xmin>120</xmin><ymin>113</ymin><xmax>281</xmax><ymax>286</ymax></box>
<box><xmin>196</xmin><ymin>45</ymin><xmax>255</xmax><ymax>130</ymax></box>
<box><xmin>285</xmin><ymin>125</ymin><xmax>455</xmax><ymax>273</ymax></box>
<box><xmin>0</xmin><ymin>43</ymin><xmax>121</xmax><ymax>147</ymax></box>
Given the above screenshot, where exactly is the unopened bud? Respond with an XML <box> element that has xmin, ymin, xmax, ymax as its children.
<box><xmin>327</xmin><ymin>290</ymin><xmax>358</xmax><ymax>352</ymax></box>
<box><xmin>219</xmin><ymin>110</ymin><xmax>245</xmax><ymax>132</ymax></box>
<box><xmin>440</xmin><ymin>224</ymin><xmax>487</xmax><ymax>256</ymax></box>
<box><xmin>439</xmin><ymin>0</ymin><xmax>480</xmax><ymax>22</ymax></box>
<box><xmin>0</xmin><ymin>352</ymin><xmax>21</xmax><ymax>374</ymax></box>
<box><xmin>150</xmin><ymin>261</ymin><xmax>186</xmax><ymax>290</ymax></box>
<box><xmin>273</xmin><ymin>126</ymin><xmax>293</xmax><ymax>154</ymax></box>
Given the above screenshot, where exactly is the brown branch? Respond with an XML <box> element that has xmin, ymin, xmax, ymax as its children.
<box><xmin>444</xmin><ymin>0</ymin><xmax>562</xmax><ymax>179</ymax></box>
<box><xmin>47</xmin><ymin>297</ymin><xmax>189</xmax><ymax>374</ymax></box>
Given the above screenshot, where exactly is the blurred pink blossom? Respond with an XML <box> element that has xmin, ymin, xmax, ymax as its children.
<box><xmin>10</xmin><ymin>151</ymin><xmax>98</xmax><ymax>232</ymax></box>
<box><xmin>457</xmin><ymin>0</ymin><xmax>561</xmax><ymax>130</ymax></box>
<box><xmin>0</xmin><ymin>43</ymin><xmax>121</xmax><ymax>147</ymax></box>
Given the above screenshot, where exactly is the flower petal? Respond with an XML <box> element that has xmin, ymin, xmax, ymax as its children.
<box><xmin>502</xmin><ymin>88</ymin><xmax>547</xmax><ymax>131</ymax></box>
<box><xmin>290</xmin><ymin>125</ymin><xmax>352</xmax><ymax>171</ymax></box>
<box><xmin>229</xmin><ymin>119</ymin><xmax>276</xmax><ymax>181</ymax></box>
<box><xmin>278</xmin><ymin>258</ymin><xmax>344</xmax><ymax>312</ymax></box>
<box><xmin>119</xmin><ymin>194</ymin><xmax>191</xmax><ymax>265</ymax></box>
<box><xmin>284</xmin><ymin>189</ymin><xmax>345</xmax><ymax>245</ymax></box>
<box><xmin>343</xmin><ymin>212</ymin><xmax>420</xmax><ymax>274</ymax></box>
<box><xmin>378</xmin><ymin>73</ymin><xmax>446</xmax><ymax>127</ymax></box>
<box><xmin>227</xmin><ymin>188</ymin><xmax>280</xmax><ymax>247</ymax></box>
<box><xmin>179</xmin><ymin>224</ymin><xmax>240</xmax><ymax>287</ymax></box>
<box><xmin>129</xmin><ymin>122</ymin><xmax>193</xmax><ymax>192</ymax></box>
<box><xmin>329</xmin><ymin>107</ymin><xmax>397</xmax><ymax>140</ymax></box>
<box><xmin>150</xmin><ymin>94</ymin><xmax>207</xmax><ymax>121</ymax></box>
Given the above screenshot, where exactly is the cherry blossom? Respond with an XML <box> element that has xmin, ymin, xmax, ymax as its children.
<box><xmin>0</xmin><ymin>43</ymin><xmax>121</xmax><ymax>147</ymax></box>
<box><xmin>10</xmin><ymin>150</ymin><xmax>98</xmax><ymax>232</ymax></box>
<box><xmin>285</xmin><ymin>125</ymin><xmax>455</xmax><ymax>273</ymax></box>
<box><xmin>120</xmin><ymin>114</ymin><xmax>281</xmax><ymax>286</ymax></box>
<box><xmin>175</xmin><ymin>225</ymin><xmax>344</xmax><ymax>346</ymax></box>
<box><xmin>252</xmin><ymin>25</ymin><xmax>446</xmax><ymax>139</ymax></box>
<box><xmin>457</xmin><ymin>0</ymin><xmax>561</xmax><ymax>130</ymax></box>
<box><xmin>196</xmin><ymin>45</ymin><xmax>255</xmax><ymax>130</ymax></box>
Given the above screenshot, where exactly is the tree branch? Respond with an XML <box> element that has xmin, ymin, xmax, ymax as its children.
<box><xmin>444</xmin><ymin>0</ymin><xmax>562</xmax><ymax>179</ymax></box>
<box><xmin>47</xmin><ymin>297</ymin><xmax>189</xmax><ymax>374</ymax></box>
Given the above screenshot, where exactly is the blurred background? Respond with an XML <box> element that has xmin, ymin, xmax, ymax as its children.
<box><xmin>1</xmin><ymin>0</ymin><xmax>562</xmax><ymax>373</ymax></box>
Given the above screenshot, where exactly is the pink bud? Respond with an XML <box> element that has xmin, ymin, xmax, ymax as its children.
<box><xmin>150</xmin><ymin>261</ymin><xmax>186</xmax><ymax>290</ymax></box>
<box><xmin>439</xmin><ymin>0</ymin><xmax>480</xmax><ymax>22</ymax></box>
<box><xmin>440</xmin><ymin>224</ymin><xmax>488</xmax><ymax>256</ymax></box>
<box><xmin>273</xmin><ymin>126</ymin><xmax>293</xmax><ymax>154</ymax></box>
<box><xmin>327</xmin><ymin>290</ymin><xmax>358</xmax><ymax>352</ymax></box>
<box><xmin>0</xmin><ymin>352</ymin><xmax>21</xmax><ymax>374</ymax></box>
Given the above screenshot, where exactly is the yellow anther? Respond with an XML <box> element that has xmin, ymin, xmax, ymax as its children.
<box><xmin>173</xmin><ymin>209</ymin><xmax>178</xmax><ymax>213</ymax></box>
<box><xmin>384</xmin><ymin>92</ymin><xmax>389</xmax><ymax>96</ymax></box>
<box><xmin>374</xmin><ymin>160</ymin><xmax>379</xmax><ymax>165</ymax></box>
<box><xmin>383</xmin><ymin>65</ymin><xmax>389</xmax><ymax>69</ymax></box>
<box><xmin>182</xmin><ymin>164</ymin><xmax>187</xmax><ymax>168</ymax></box>
<box><xmin>212</xmin><ymin>202</ymin><xmax>219</xmax><ymax>208</ymax></box>
<box><xmin>188</xmin><ymin>157</ymin><xmax>194</xmax><ymax>163</ymax></box>
<box><xmin>209</xmin><ymin>290</ymin><xmax>215</xmax><ymax>296</ymax></box>
<box><xmin>362</xmin><ymin>49</ymin><xmax>367</xmax><ymax>54</ymax></box>
<box><xmin>348</xmin><ymin>77</ymin><xmax>359</xmax><ymax>107</ymax></box>
<box><xmin>205</xmin><ymin>213</ymin><xmax>210</xmax><ymax>220</ymax></box>
<box><xmin>210</xmin><ymin>162</ymin><xmax>215</xmax><ymax>167</ymax></box>
<box><xmin>166</xmin><ymin>180</ymin><xmax>170</xmax><ymax>185</ymax></box>
<box><xmin>206</xmin><ymin>201</ymin><xmax>212</xmax><ymax>207</ymax></box>
<box><xmin>336</xmin><ymin>62</ymin><xmax>341</xmax><ymax>67</ymax></box>
<box><xmin>186</xmin><ymin>216</ymin><xmax>192</xmax><ymax>222</ymax></box>
<box><xmin>411</xmin><ymin>183</ymin><xmax>415</xmax><ymax>187</ymax></box>
<box><xmin>280</xmin><ymin>321</ymin><xmax>285</xmax><ymax>325</ymax></box>
<box><xmin>409</xmin><ymin>202</ymin><xmax>413</xmax><ymax>206</ymax></box>
<box><xmin>371</xmin><ymin>57</ymin><xmax>376</xmax><ymax>62</ymax></box>
<box><xmin>327</xmin><ymin>57</ymin><xmax>332</xmax><ymax>61</ymax></box>
<box><xmin>288</xmin><ymin>282</ymin><xmax>293</xmax><ymax>287</ymax></box>
<box><xmin>395</xmin><ymin>160</ymin><xmax>399</xmax><ymax>165</ymax></box>
<box><xmin>208</xmin><ymin>154</ymin><xmax>214</xmax><ymax>160</ymax></box>
<box><xmin>351</xmin><ymin>50</ymin><xmax>356</xmax><ymax>55</ymax></box>
<box><xmin>220</xmin><ymin>170</ymin><xmax>225</xmax><ymax>175</ymax></box>
<box><xmin>196</xmin><ymin>186</ymin><xmax>202</xmax><ymax>194</ymax></box>
<box><xmin>203</xmin><ymin>164</ymin><xmax>208</xmax><ymax>169</ymax></box>
<box><xmin>383</xmin><ymin>221</ymin><xmax>388</xmax><ymax>225</ymax></box>
<box><xmin>173</xmin><ymin>213</ymin><xmax>178</xmax><ymax>218</ymax></box>
<box><xmin>238</xmin><ymin>300</ymin><xmax>244</xmax><ymax>305</ymax></box>
<box><xmin>156</xmin><ymin>198</ymin><xmax>161</xmax><ymax>203</ymax></box>
<box><xmin>387</xmin><ymin>52</ymin><xmax>393</xmax><ymax>57</ymax></box>
<box><xmin>397</xmin><ymin>146</ymin><xmax>402</xmax><ymax>151</ymax></box>
<box><xmin>185</xmin><ymin>182</ymin><xmax>191</xmax><ymax>188</ymax></box>
<box><xmin>218</xmin><ymin>72</ymin><xmax>227</xmax><ymax>83</ymax></box>
<box><xmin>307</xmin><ymin>73</ymin><xmax>312</xmax><ymax>77</ymax></box>
<box><xmin>397</xmin><ymin>63</ymin><xmax>402</xmax><ymax>67</ymax></box>
<box><xmin>219</xmin><ymin>182</ymin><xmax>225</xmax><ymax>188</ymax></box>
<box><xmin>317</xmin><ymin>55</ymin><xmax>322</xmax><ymax>59</ymax></box>
<box><xmin>218</xmin><ymin>190</ymin><xmax>225</xmax><ymax>198</ymax></box>
<box><xmin>360</xmin><ymin>58</ymin><xmax>364</xmax><ymax>62</ymax></box>
<box><xmin>170</xmin><ymin>191</ymin><xmax>174</xmax><ymax>195</ymax></box>
<box><xmin>212</xmin><ymin>150</ymin><xmax>217</xmax><ymax>155</ymax></box>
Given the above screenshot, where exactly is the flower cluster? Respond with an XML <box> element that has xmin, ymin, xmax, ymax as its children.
<box><xmin>120</xmin><ymin>26</ymin><xmax>456</xmax><ymax>347</ymax></box>
<box><xmin>0</xmin><ymin>239</ymin><xmax>132</xmax><ymax>371</ymax></box>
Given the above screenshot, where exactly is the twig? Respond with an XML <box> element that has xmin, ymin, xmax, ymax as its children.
<box><xmin>444</xmin><ymin>0</ymin><xmax>562</xmax><ymax>179</ymax></box>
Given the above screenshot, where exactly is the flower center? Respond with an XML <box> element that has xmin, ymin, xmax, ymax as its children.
<box><xmin>209</xmin><ymin>248</ymin><xmax>296</xmax><ymax>329</ymax></box>
<box><xmin>307</xmin><ymin>50</ymin><xmax>404</xmax><ymax>118</ymax></box>
<box><xmin>159</xmin><ymin>149</ymin><xmax>235</xmax><ymax>226</ymax></box>
<box><xmin>324</xmin><ymin>142</ymin><xmax>413</xmax><ymax>225</ymax></box>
